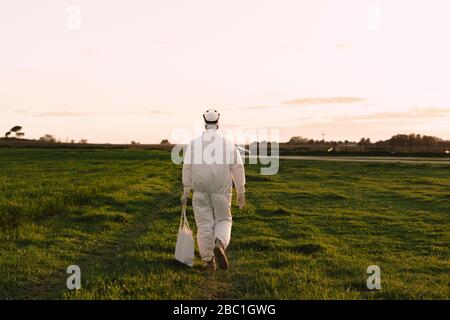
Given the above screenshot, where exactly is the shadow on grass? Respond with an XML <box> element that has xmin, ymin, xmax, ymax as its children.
<box><xmin>288</xmin><ymin>243</ymin><xmax>323</xmax><ymax>255</ymax></box>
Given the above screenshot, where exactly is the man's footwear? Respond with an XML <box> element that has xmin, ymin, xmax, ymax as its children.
<box><xmin>205</xmin><ymin>257</ymin><xmax>216</xmax><ymax>272</ymax></box>
<box><xmin>214</xmin><ymin>239</ymin><xmax>229</xmax><ymax>270</ymax></box>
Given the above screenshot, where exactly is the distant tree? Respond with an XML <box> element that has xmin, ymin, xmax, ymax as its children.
<box><xmin>423</xmin><ymin>135</ymin><xmax>438</xmax><ymax>148</ymax></box>
<box><xmin>131</xmin><ymin>141</ymin><xmax>140</xmax><ymax>145</ymax></box>
<box><xmin>78</xmin><ymin>139</ymin><xmax>88</xmax><ymax>144</ymax></box>
<box><xmin>288</xmin><ymin>136</ymin><xmax>309</xmax><ymax>144</ymax></box>
<box><xmin>39</xmin><ymin>134</ymin><xmax>57</xmax><ymax>143</ymax></box>
<box><xmin>388</xmin><ymin>134</ymin><xmax>409</xmax><ymax>147</ymax></box>
<box><xmin>5</xmin><ymin>126</ymin><xmax>24</xmax><ymax>138</ymax></box>
<box><xmin>160</xmin><ymin>139</ymin><xmax>170</xmax><ymax>145</ymax></box>
<box><xmin>408</xmin><ymin>133</ymin><xmax>418</xmax><ymax>147</ymax></box>
<box><xmin>358</xmin><ymin>137</ymin><xmax>371</xmax><ymax>145</ymax></box>
<box><xmin>10</xmin><ymin>126</ymin><xmax>22</xmax><ymax>133</ymax></box>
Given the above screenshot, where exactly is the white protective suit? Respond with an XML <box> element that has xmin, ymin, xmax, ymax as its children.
<box><xmin>182</xmin><ymin>128</ymin><xmax>246</xmax><ymax>262</ymax></box>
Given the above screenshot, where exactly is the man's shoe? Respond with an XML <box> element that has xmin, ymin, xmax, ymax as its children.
<box><xmin>214</xmin><ymin>239</ymin><xmax>229</xmax><ymax>270</ymax></box>
<box><xmin>205</xmin><ymin>257</ymin><xmax>216</xmax><ymax>272</ymax></box>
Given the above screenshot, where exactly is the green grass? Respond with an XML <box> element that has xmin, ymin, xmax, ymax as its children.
<box><xmin>0</xmin><ymin>148</ymin><xmax>448</xmax><ymax>299</ymax></box>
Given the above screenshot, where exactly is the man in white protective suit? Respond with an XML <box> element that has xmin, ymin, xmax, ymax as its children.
<box><xmin>181</xmin><ymin>109</ymin><xmax>246</xmax><ymax>271</ymax></box>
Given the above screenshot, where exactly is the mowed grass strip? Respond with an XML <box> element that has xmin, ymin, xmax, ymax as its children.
<box><xmin>0</xmin><ymin>148</ymin><xmax>448</xmax><ymax>299</ymax></box>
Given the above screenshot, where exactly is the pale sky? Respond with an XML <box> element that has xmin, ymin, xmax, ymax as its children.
<box><xmin>1</xmin><ymin>0</ymin><xmax>449</xmax><ymax>143</ymax></box>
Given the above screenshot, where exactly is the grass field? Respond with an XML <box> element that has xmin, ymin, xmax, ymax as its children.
<box><xmin>0</xmin><ymin>148</ymin><xmax>449</xmax><ymax>299</ymax></box>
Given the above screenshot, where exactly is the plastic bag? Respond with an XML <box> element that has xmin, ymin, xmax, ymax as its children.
<box><xmin>174</xmin><ymin>204</ymin><xmax>195</xmax><ymax>267</ymax></box>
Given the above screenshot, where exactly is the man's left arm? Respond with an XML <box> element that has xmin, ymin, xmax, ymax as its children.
<box><xmin>230</xmin><ymin>147</ymin><xmax>246</xmax><ymax>209</ymax></box>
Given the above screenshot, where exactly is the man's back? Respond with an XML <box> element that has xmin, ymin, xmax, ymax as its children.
<box><xmin>182</xmin><ymin>129</ymin><xmax>245</xmax><ymax>194</ymax></box>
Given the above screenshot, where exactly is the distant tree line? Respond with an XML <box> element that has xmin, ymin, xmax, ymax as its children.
<box><xmin>375</xmin><ymin>134</ymin><xmax>449</xmax><ymax>147</ymax></box>
<box><xmin>287</xmin><ymin>134</ymin><xmax>450</xmax><ymax>147</ymax></box>
<box><xmin>38</xmin><ymin>134</ymin><xmax>88</xmax><ymax>144</ymax></box>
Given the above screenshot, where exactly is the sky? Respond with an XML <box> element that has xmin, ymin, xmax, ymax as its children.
<box><xmin>1</xmin><ymin>0</ymin><xmax>449</xmax><ymax>143</ymax></box>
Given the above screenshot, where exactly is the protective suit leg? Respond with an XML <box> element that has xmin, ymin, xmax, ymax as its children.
<box><xmin>192</xmin><ymin>192</ymin><xmax>215</xmax><ymax>261</ymax></box>
<box><xmin>211</xmin><ymin>193</ymin><xmax>232</xmax><ymax>249</ymax></box>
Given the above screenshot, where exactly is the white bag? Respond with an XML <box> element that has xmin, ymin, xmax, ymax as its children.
<box><xmin>174</xmin><ymin>205</ymin><xmax>195</xmax><ymax>267</ymax></box>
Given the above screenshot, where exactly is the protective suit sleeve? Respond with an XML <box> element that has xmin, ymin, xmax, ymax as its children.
<box><xmin>182</xmin><ymin>143</ymin><xmax>193</xmax><ymax>190</ymax></box>
<box><xmin>230</xmin><ymin>146</ymin><xmax>246</xmax><ymax>194</ymax></box>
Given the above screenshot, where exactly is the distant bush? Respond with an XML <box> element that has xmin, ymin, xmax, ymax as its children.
<box><xmin>160</xmin><ymin>139</ymin><xmax>170</xmax><ymax>145</ymax></box>
<box><xmin>39</xmin><ymin>134</ymin><xmax>57</xmax><ymax>143</ymax></box>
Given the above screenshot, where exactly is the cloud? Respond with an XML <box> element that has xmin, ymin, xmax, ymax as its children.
<box><xmin>33</xmin><ymin>109</ymin><xmax>172</xmax><ymax>117</ymax></box>
<box><xmin>239</xmin><ymin>106</ymin><xmax>272</xmax><ymax>110</ymax></box>
<box><xmin>335</xmin><ymin>43</ymin><xmax>352</xmax><ymax>48</ymax></box>
<box><xmin>153</xmin><ymin>40</ymin><xmax>169</xmax><ymax>45</ymax></box>
<box><xmin>111</xmin><ymin>109</ymin><xmax>173</xmax><ymax>116</ymax></box>
<box><xmin>282</xmin><ymin>97</ymin><xmax>367</xmax><ymax>106</ymax></box>
<box><xmin>34</xmin><ymin>111</ymin><xmax>91</xmax><ymax>117</ymax></box>
<box><xmin>330</xmin><ymin>108</ymin><xmax>450</xmax><ymax>122</ymax></box>
<box><xmin>147</xmin><ymin>109</ymin><xmax>172</xmax><ymax>115</ymax></box>
<box><xmin>81</xmin><ymin>48</ymin><xmax>96</xmax><ymax>55</ymax></box>
<box><xmin>293</xmin><ymin>117</ymin><xmax>312</xmax><ymax>122</ymax></box>
<box><xmin>225</xmin><ymin>105</ymin><xmax>273</xmax><ymax>111</ymax></box>
<box><xmin>13</xmin><ymin>109</ymin><xmax>30</xmax><ymax>114</ymax></box>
